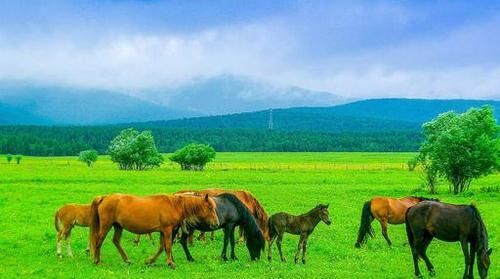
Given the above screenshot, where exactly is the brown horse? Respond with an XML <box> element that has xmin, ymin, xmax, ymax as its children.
<box><xmin>89</xmin><ymin>193</ymin><xmax>219</xmax><ymax>269</ymax></box>
<box><xmin>355</xmin><ymin>196</ymin><xmax>438</xmax><ymax>248</ymax></box>
<box><xmin>55</xmin><ymin>204</ymin><xmax>91</xmax><ymax>257</ymax></box>
<box><xmin>176</xmin><ymin>189</ymin><xmax>269</xmax><ymax>241</ymax></box>
<box><xmin>406</xmin><ymin>201</ymin><xmax>492</xmax><ymax>278</ymax></box>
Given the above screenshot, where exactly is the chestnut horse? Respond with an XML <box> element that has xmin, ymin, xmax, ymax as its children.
<box><xmin>355</xmin><ymin>196</ymin><xmax>438</xmax><ymax>248</ymax></box>
<box><xmin>89</xmin><ymin>193</ymin><xmax>219</xmax><ymax>269</ymax></box>
<box><xmin>176</xmin><ymin>189</ymin><xmax>269</xmax><ymax>241</ymax></box>
<box><xmin>406</xmin><ymin>201</ymin><xmax>492</xmax><ymax>278</ymax></box>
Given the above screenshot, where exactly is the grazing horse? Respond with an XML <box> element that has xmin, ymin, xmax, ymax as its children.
<box><xmin>268</xmin><ymin>204</ymin><xmax>331</xmax><ymax>264</ymax></box>
<box><xmin>89</xmin><ymin>193</ymin><xmax>219</xmax><ymax>269</ymax></box>
<box><xmin>355</xmin><ymin>196</ymin><xmax>438</xmax><ymax>248</ymax></box>
<box><xmin>176</xmin><ymin>189</ymin><xmax>270</xmax><ymax>242</ymax></box>
<box><xmin>54</xmin><ymin>204</ymin><xmax>91</xmax><ymax>257</ymax></box>
<box><xmin>406</xmin><ymin>201</ymin><xmax>492</xmax><ymax>279</ymax></box>
<box><xmin>178</xmin><ymin>193</ymin><xmax>265</xmax><ymax>261</ymax></box>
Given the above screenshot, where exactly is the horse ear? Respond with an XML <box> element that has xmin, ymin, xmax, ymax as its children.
<box><xmin>204</xmin><ymin>194</ymin><xmax>209</xmax><ymax>202</ymax></box>
<box><xmin>488</xmin><ymin>248</ymin><xmax>492</xmax><ymax>255</ymax></box>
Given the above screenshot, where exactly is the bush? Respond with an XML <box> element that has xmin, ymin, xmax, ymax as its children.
<box><xmin>15</xmin><ymin>155</ymin><xmax>22</xmax><ymax>164</ymax></box>
<box><xmin>407</xmin><ymin>156</ymin><xmax>418</xmax><ymax>171</ymax></box>
<box><xmin>108</xmin><ymin>128</ymin><xmax>164</xmax><ymax>170</ymax></box>
<box><xmin>6</xmin><ymin>154</ymin><xmax>12</xmax><ymax>163</ymax></box>
<box><xmin>169</xmin><ymin>143</ymin><xmax>216</xmax><ymax>171</ymax></box>
<box><xmin>419</xmin><ymin>106</ymin><xmax>500</xmax><ymax>194</ymax></box>
<box><xmin>78</xmin><ymin>150</ymin><xmax>98</xmax><ymax>167</ymax></box>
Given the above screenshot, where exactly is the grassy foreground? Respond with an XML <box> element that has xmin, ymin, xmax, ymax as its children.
<box><xmin>0</xmin><ymin>152</ymin><xmax>498</xmax><ymax>278</ymax></box>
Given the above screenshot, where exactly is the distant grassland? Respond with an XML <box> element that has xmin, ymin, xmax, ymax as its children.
<box><xmin>0</xmin><ymin>153</ymin><xmax>498</xmax><ymax>278</ymax></box>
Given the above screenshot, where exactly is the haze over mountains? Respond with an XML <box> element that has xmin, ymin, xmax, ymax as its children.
<box><xmin>0</xmin><ymin>78</ymin><xmax>498</xmax><ymax>132</ymax></box>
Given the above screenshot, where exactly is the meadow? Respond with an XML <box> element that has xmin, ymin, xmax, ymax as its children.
<box><xmin>0</xmin><ymin>152</ymin><xmax>498</xmax><ymax>278</ymax></box>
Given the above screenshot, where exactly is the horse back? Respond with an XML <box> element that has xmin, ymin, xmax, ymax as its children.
<box><xmin>56</xmin><ymin>204</ymin><xmax>92</xmax><ymax>227</ymax></box>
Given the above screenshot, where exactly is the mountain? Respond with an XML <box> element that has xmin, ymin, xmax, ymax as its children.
<box><xmin>135</xmin><ymin>98</ymin><xmax>500</xmax><ymax>133</ymax></box>
<box><xmin>142</xmin><ymin>75</ymin><xmax>346</xmax><ymax>115</ymax></box>
<box><xmin>0</xmin><ymin>83</ymin><xmax>196</xmax><ymax>125</ymax></box>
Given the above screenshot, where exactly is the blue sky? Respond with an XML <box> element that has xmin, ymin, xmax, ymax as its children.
<box><xmin>0</xmin><ymin>0</ymin><xmax>499</xmax><ymax>99</ymax></box>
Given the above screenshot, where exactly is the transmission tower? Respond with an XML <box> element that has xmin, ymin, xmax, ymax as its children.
<box><xmin>268</xmin><ymin>109</ymin><xmax>273</xmax><ymax>131</ymax></box>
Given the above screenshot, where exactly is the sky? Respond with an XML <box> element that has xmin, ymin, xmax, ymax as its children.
<box><xmin>0</xmin><ymin>0</ymin><xmax>499</xmax><ymax>100</ymax></box>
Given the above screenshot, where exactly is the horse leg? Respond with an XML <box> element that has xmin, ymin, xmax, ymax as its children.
<box><xmin>380</xmin><ymin>219</ymin><xmax>392</xmax><ymax>246</ymax></box>
<box><xmin>229</xmin><ymin>225</ymin><xmax>237</xmax><ymax>260</ymax></box>
<box><xmin>145</xmin><ymin>233</ymin><xmax>165</xmax><ymax>265</ymax></box>
<box><xmin>147</xmin><ymin>233</ymin><xmax>154</xmax><ymax>244</ymax></box>
<box><xmin>411</xmin><ymin>235</ymin><xmax>425</xmax><ymax>278</ymax></box>
<box><xmin>112</xmin><ymin>225</ymin><xmax>130</xmax><ymax>264</ymax></box>
<box><xmin>198</xmin><ymin>231</ymin><xmax>206</xmax><ymax>242</ymax></box>
<box><xmin>419</xmin><ymin>236</ymin><xmax>435</xmax><ymax>276</ymax></box>
<box><xmin>211</xmin><ymin>231</ymin><xmax>215</xmax><ymax>241</ymax></box>
<box><xmin>162</xmin><ymin>227</ymin><xmax>175</xmax><ymax>269</ymax></box>
<box><xmin>180</xmin><ymin>231</ymin><xmax>195</xmax><ymax>262</ymax></box>
<box><xmin>267</xmin><ymin>234</ymin><xmax>276</xmax><ymax>262</ymax></box>
<box><xmin>188</xmin><ymin>231</ymin><xmax>194</xmax><ymax>246</ymax></box>
<box><xmin>65</xmin><ymin>228</ymin><xmax>73</xmax><ymax>257</ymax></box>
<box><xmin>238</xmin><ymin>225</ymin><xmax>244</xmax><ymax>244</ymax></box>
<box><xmin>468</xmin><ymin>241</ymin><xmax>476</xmax><ymax>279</ymax></box>
<box><xmin>277</xmin><ymin>232</ymin><xmax>286</xmax><ymax>262</ymax></box>
<box><xmin>56</xmin><ymin>226</ymin><xmax>65</xmax><ymax>257</ymax></box>
<box><xmin>133</xmin><ymin>234</ymin><xmax>140</xmax><ymax>246</ymax></box>
<box><xmin>93</xmin><ymin>216</ymin><xmax>113</xmax><ymax>264</ymax></box>
<box><xmin>460</xmin><ymin>240</ymin><xmax>470</xmax><ymax>279</ymax></box>
<box><xmin>302</xmin><ymin>235</ymin><xmax>309</xmax><ymax>264</ymax></box>
<box><xmin>221</xmin><ymin>226</ymin><xmax>230</xmax><ymax>261</ymax></box>
<box><xmin>295</xmin><ymin>234</ymin><xmax>305</xmax><ymax>264</ymax></box>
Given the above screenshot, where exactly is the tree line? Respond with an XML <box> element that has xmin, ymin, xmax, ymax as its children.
<box><xmin>0</xmin><ymin>126</ymin><xmax>422</xmax><ymax>156</ymax></box>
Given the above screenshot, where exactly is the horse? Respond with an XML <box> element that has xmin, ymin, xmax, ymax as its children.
<box><xmin>175</xmin><ymin>189</ymin><xmax>269</xmax><ymax>242</ymax></box>
<box><xmin>267</xmin><ymin>204</ymin><xmax>331</xmax><ymax>264</ymax></box>
<box><xmin>355</xmin><ymin>196</ymin><xmax>439</xmax><ymax>248</ymax></box>
<box><xmin>177</xmin><ymin>193</ymin><xmax>265</xmax><ymax>261</ymax></box>
<box><xmin>405</xmin><ymin>201</ymin><xmax>492</xmax><ymax>279</ymax></box>
<box><xmin>54</xmin><ymin>204</ymin><xmax>91</xmax><ymax>257</ymax></box>
<box><xmin>89</xmin><ymin>193</ymin><xmax>219</xmax><ymax>269</ymax></box>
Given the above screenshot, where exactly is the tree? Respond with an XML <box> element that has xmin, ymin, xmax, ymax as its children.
<box><xmin>108</xmin><ymin>128</ymin><xmax>164</xmax><ymax>170</ymax></box>
<box><xmin>419</xmin><ymin>106</ymin><xmax>500</xmax><ymax>194</ymax></box>
<box><xmin>169</xmin><ymin>143</ymin><xmax>216</xmax><ymax>171</ymax></box>
<box><xmin>15</xmin><ymin>155</ymin><xmax>22</xmax><ymax>164</ymax></box>
<box><xmin>407</xmin><ymin>156</ymin><xmax>418</xmax><ymax>171</ymax></box>
<box><xmin>78</xmin><ymin>150</ymin><xmax>98</xmax><ymax>167</ymax></box>
<box><xmin>6</xmin><ymin>154</ymin><xmax>12</xmax><ymax>163</ymax></box>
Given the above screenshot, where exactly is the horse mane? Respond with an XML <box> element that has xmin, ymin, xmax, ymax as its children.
<box><xmin>217</xmin><ymin>193</ymin><xmax>265</xmax><ymax>257</ymax></box>
<box><xmin>469</xmin><ymin>204</ymin><xmax>489</xmax><ymax>253</ymax></box>
<box><xmin>411</xmin><ymin>196</ymin><xmax>440</xmax><ymax>202</ymax></box>
<box><xmin>176</xmin><ymin>195</ymin><xmax>209</xmax><ymax>226</ymax></box>
<box><xmin>302</xmin><ymin>204</ymin><xmax>326</xmax><ymax>217</ymax></box>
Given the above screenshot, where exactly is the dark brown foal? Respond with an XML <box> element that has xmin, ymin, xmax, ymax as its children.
<box><xmin>268</xmin><ymin>204</ymin><xmax>331</xmax><ymax>264</ymax></box>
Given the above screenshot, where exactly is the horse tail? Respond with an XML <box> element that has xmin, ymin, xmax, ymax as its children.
<box><xmin>54</xmin><ymin>210</ymin><xmax>61</xmax><ymax>233</ymax></box>
<box><xmin>220</xmin><ymin>193</ymin><xmax>265</xmax><ymax>260</ymax></box>
<box><xmin>355</xmin><ymin>200</ymin><xmax>374</xmax><ymax>248</ymax></box>
<box><xmin>89</xmin><ymin>196</ymin><xmax>104</xmax><ymax>262</ymax></box>
<box><xmin>405</xmin><ymin>206</ymin><xmax>415</xmax><ymax>249</ymax></box>
<box><xmin>244</xmin><ymin>191</ymin><xmax>269</xmax><ymax>240</ymax></box>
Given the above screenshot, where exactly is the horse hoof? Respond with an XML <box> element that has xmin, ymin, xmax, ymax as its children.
<box><xmin>221</xmin><ymin>256</ymin><xmax>228</xmax><ymax>261</ymax></box>
<box><xmin>231</xmin><ymin>255</ymin><xmax>238</xmax><ymax>260</ymax></box>
<box><xmin>187</xmin><ymin>257</ymin><xmax>195</xmax><ymax>262</ymax></box>
<box><xmin>267</xmin><ymin>256</ymin><xmax>272</xmax><ymax>262</ymax></box>
<box><xmin>354</xmin><ymin>243</ymin><xmax>361</xmax><ymax>248</ymax></box>
<box><xmin>429</xmin><ymin>270</ymin><xmax>436</xmax><ymax>277</ymax></box>
<box><xmin>168</xmin><ymin>263</ymin><xmax>176</xmax><ymax>269</ymax></box>
<box><xmin>281</xmin><ymin>257</ymin><xmax>286</xmax><ymax>262</ymax></box>
<box><xmin>302</xmin><ymin>259</ymin><xmax>306</xmax><ymax>264</ymax></box>
<box><xmin>294</xmin><ymin>258</ymin><xmax>298</xmax><ymax>264</ymax></box>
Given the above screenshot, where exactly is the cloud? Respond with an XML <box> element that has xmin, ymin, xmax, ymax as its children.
<box><xmin>0</xmin><ymin>1</ymin><xmax>499</xmax><ymax>100</ymax></box>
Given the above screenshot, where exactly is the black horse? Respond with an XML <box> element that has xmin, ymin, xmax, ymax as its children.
<box><xmin>179</xmin><ymin>193</ymin><xmax>265</xmax><ymax>261</ymax></box>
<box><xmin>405</xmin><ymin>201</ymin><xmax>492</xmax><ymax>279</ymax></box>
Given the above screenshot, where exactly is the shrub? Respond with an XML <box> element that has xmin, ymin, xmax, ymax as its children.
<box><xmin>108</xmin><ymin>128</ymin><xmax>163</xmax><ymax>170</ymax></box>
<box><xmin>78</xmin><ymin>150</ymin><xmax>98</xmax><ymax>167</ymax></box>
<box><xmin>169</xmin><ymin>143</ymin><xmax>216</xmax><ymax>171</ymax></box>
<box><xmin>15</xmin><ymin>155</ymin><xmax>22</xmax><ymax>164</ymax></box>
<box><xmin>407</xmin><ymin>156</ymin><xmax>418</xmax><ymax>171</ymax></box>
<box><xmin>6</xmin><ymin>154</ymin><xmax>13</xmax><ymax>164</ymax></box>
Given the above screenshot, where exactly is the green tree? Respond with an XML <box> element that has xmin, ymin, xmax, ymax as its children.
<box><xmin>108</xmin><ymin>128</ymin><xmax>163</xmax><ymax>170</ymax></box>
<box><xmin>169</xmin><ymin>143</ymin><xmax>216</xmax><ymax>171</ymax></box>
<box><xmin>15</xmin><ymin>155</ymin><xmax>22</xmax><ymax>164</ymax></box>
<box><xmin>6</xmin><ymin>154</ymin><xmax>12</xmax><ymax>163</ymax></box>
<box><xmin>419</xmin><ymin>106</ymin><xmax>500</xmax><ymax>194</ymax></box>
<box><xmin>407</xmin><ymin>156</ymin><xmax>418</xmax><ymax>171</ymax></box>
<box><xmin>78</xmin><ymin>150</ymin><xmax>98</xmax><ymax>167</ymax></box>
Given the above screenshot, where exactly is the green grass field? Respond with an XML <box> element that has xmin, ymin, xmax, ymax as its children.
<box><xmin>0</xmin><ymin>152</ymin><xmax>498</xmax><ymax>278</ymax></box>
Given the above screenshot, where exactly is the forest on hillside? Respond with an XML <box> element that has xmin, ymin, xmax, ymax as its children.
<box><xmin>0</xmin><ymin>126</ymin><xmax>422</xmax><ymax>156</ymax></box>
